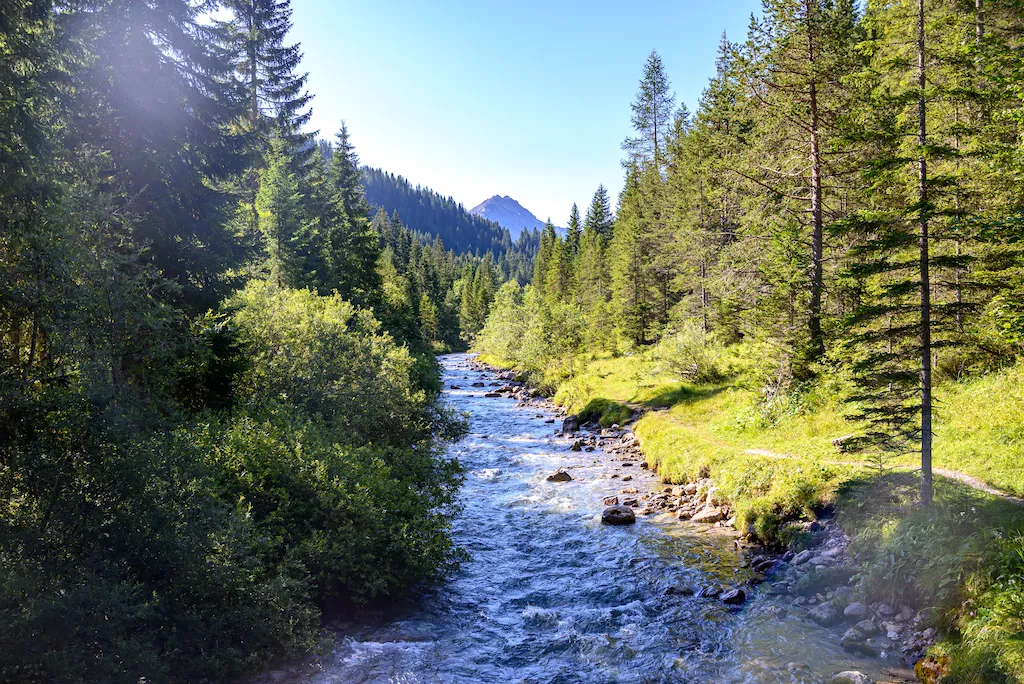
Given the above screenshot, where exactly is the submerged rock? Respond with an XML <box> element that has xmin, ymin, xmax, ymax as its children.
<box><xmin>602</xmin><ymin>505</ymin><xmax>636</xmax><ymax>525</ymax></box>
<box><xmin>721</xmin><ymin>588</ymin><xmax>747</xmax><ymax>605</ymax></box>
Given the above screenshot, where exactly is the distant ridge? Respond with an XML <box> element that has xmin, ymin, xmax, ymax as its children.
<box><xmin>361</xmin><ymin>168</ymin><xmax>516</xmax><ymax>255</ymax></box>
<box><xmin>469</xmin><ymin>195</ymin><xmax>548</xmax><ymax>239</ymax></box>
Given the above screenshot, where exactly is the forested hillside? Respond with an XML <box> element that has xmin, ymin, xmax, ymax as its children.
<box><xmin>362</xmin><ymin>166</ymin><xmax>538</xmax><ymax>258</ymax></box>
<box><xmin>476</xmin><ymin>1</ymin><xmax>1024</xmax><ymax>680</ymax></box>
<box><xmin>0</xmin><ymin>0</ymin><xmax>506</xmax><ymax>681</ymax></box>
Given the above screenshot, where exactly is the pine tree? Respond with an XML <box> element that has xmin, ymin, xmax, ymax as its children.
<box><xmin>843</xmin><ymin>0</ymin><xmax>973</xmax><ymax>505</ymax></box>
<box><xmin>623</xmin><ymin>49</ymin><xmax>676</xmax><ymax>169</ymax></box>
<box><xmin>739</xmin><ymin>0</ymin><xmax>862</xmax><ymax>375</ymax></box>
<box><xmin>566</xmin><ymin>203</ymin><xmax>582</xmax><ymax>258</ymax></box>
<box><xmin>583</xmin><ymin>184</ymin><xmax>614</xmax><ymax>241</ymax></box>
<box><xmin>323</xmin><ymin>122</ymin><xmax>381</xmax><ymax>304</ymax></box>
<box><xmin>217</xmin><ymin>0</ymin><xmax>313</xmax><ymax>148</ymax></box>
<box><xmin>610</xmin><ymin>164</ymin><xmax>656</xmax><ymax>345</ymax></box>
<box><xmin>256</xmin><ymin>135</ymin><xmax>317</xmax><ymax>288</ymax></box>
<box><xmin>64</xmin><ymin>0</ymin><xmax>244</xmax><ymax>311</ymax></box>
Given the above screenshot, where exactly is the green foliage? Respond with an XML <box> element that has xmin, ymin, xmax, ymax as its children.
<box><xmin>652</xmin><ymin>320</ymin><xmax>726</xmax><ymax>384</ymax></box>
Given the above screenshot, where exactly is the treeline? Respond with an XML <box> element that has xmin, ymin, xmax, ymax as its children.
<box><xmin>363</xmin><ymin>166</ymin><xmax>540</xmax><ymax>263</ymax></box>
<box><xmin>478</xmin><ymin>0</ymin><xmax>1024</xmax><ymax>502</ymax></box>
<box><xmin>0</xmin><ymin>0</ymin><xmax>493</xmax><ymax>681</ymax></box>
<box><xmin>371</xmin><ymin>207</ymin><xmax>516</xmax><ymax>347</ymax></box>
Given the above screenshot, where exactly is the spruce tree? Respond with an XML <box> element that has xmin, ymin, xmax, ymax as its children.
<box><xmin>583</xmin><ymin>184</ymin><xmax>614</xmax><ymax>241</ymax></box>
<box><xmin>566</xmin><ymin>203</ymin><xmax>582</xmax><ymax>257</ymax></box>
<box><xmin>323</xmin><ymin>122</ymin><xmax>381</xmax><ymax>305</ymax></box>
<box><xmin>217</xmin><ymin>0</ymin><xmax>313</xmax><ymax>149</ymax></box>
<box><xmin>623</xmin><ymin>49</ymin><xmax>676</xmax><ymax>169</ymax></box>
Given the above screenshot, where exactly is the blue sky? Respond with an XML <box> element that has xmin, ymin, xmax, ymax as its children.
<box><xmin>292</xmin><ymin>0</ymin><xmax>762</xmax><ymax>223</ymax></box>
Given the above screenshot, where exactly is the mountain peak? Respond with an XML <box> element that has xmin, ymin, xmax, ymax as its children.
<box><xmin>470</xmin><ymin>195</ymin><xmax>546</xmax><ymax>238</ymax></box>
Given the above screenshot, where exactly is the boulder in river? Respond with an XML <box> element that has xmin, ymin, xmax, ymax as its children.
<box><xmin>603</xmin><ymin>496</ymin><xmax>619</xmax><ymax>506</ymax></box>
<box><xmin>721</xmin><ymin>588</ymin><xmax>746</xmax><ymax>605</ymax></box>
<box><xmin>546</xmin><ymin>470</ymin><xmax>572</xmax><ymax>482</ymax></box>
<box><xmin>808</xmin><ymin>601</ymin><xmax>841</xmax><ymax>626</ymax></box>
<box><xmin>831</xmin><ymin>673</ymin><xmax>873</xmax><ymax>684</ymax></box>
<box><xmin>569</xmin><ymin>439</ymin><xmax>582</xmax><ymax>452</ymax></box>
<box><xmin>602</xmin><ymin>505</ymin><xmax>636</xmax><ymax>525</ymax></box>
<box><xmin>843</xmin><ymin>601</ymin><xmax>868</xmax><ymax>620</ymax></box>
<box><xmin>562</xmin><ymin>415</ymin><xmax>581</xmax><ymax>433</ymax></box>
<box><xmin>690</xmin><ymin>507</ymin><xmax>725</xmax><ymax>524</ymax></box>
<box><xmin>484</xmin><ymin>392</ymin><xmax>501</xmax><ymax>398</ymax></box>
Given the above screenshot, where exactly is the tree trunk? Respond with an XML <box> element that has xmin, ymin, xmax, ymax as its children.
<box><xmin>807</xmin><ymin>5</ymin><xmax>825</xmax><ymax>365</ymax></box>
<box><xmin>917</xmin><ymin>0</ymin><xmax>933</xmax><ymax>506</ymax></box>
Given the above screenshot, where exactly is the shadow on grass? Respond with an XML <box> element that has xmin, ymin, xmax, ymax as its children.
<box><xmin>640</xmin><ymin>382</ymin><xmax>732</xmax><ymax>409</ymax></box>
<box><xmin>838</xmin><ymin>470</ymin><xmax>1024</xmax><ymax>534</ymax></box>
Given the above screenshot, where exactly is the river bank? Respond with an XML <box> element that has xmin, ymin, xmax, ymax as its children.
<box><xmin>465</xmin><ymin>356</ymin><xmax>923</xmax><ymax>684</ymax></box>
<box><xmin>471</xmin><ymin>352</ymin><xmax>1024</xmax><ymax>683</ymax></box>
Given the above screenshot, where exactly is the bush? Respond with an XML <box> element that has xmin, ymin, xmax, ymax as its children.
<box><xmin>652</xmin><ymin>321</ymin><xmax>726</xmax><ymax>385</ymax></box>
<box><xmin>189</xmin><ymin>404</ymin><xmax>464</xmax><ymax>603</ymax></box>
<box><xmin>227</xmin><ymin>281</ymin><xmax>433</xmax><ymax>447</ymax></box>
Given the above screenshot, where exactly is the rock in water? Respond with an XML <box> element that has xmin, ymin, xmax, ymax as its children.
<box><xmin>690</xmin><ymin>507</ymin><xmax>725</xmax><ymax>524</ymax></box>
<box><xmin>721</xmin><ymin>588</ymin><xmax>746</xmax><ymax>605</ymax></box>
<box><xmin>562</xmin><ymin>414</ymin><xmax>581</xmax><ymax>433</ymax></box>
<box><xmin>602</xmin><ymin>505</ymin><xmax>636</xmax><ymax>526</ymax></box>
<box><xmin>843</xmin><ymin>601</ymin><xmax>869</xmax><ymax>620</ymax></box>
<box><xmin>569</xmin><ymin>439</ymin><xmax>582</xmax><ymax>452</ymax></box>
<box><xmin>603</xmin><ymin>496</ymin><xmax>619</xmax><ymax>506</ymax></box>
<box><xmin>807</xmin><ymin>601</ymin><xmax>841</xmax><ymax>626</ymax></box>
<box><xmin>831</xmin><ymin>673</ymin><xmax>873</xmax><ymax>684</ymax></box>
<box><xmin>546</xmin><ymin>470</ymin><xmax>572</xmax><ymax>482</ymax></box>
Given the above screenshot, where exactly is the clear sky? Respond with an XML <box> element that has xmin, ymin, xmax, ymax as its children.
<box><xmin>291</xmin><ymin>0</ymin><xmax>762</xmax><ymax>224</ymax></box>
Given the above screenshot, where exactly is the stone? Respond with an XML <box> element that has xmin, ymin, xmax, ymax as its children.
<box><xmin>683</xmin><ymin>482</ymin><xmax>698</xmax><ymax>495</ymax></box>
<box><xmin>603</xmin><ymin>496</ymin><xmax>619</xmax><ymax>506</ymax></box>
<box><xmin>602</xmin><ymin>505</ymin><xmax>636</xmax><ymax>526</ymax></box>
<box><xmin>665</xmin><ymin>585</ymin><xmax>695</xmax><ymax>596</ymax></box>
<box><xmin>721</xmin><ymin>588</ymin><xmax>747</xmax><ymax>605</ymax></box>
<box><xmin>807</xmin><ymin>601</ymin><xmax>841</xmax><ymax>626</ymax></box>
<box><xmin>844</xmin><ymin>602</ymin><xmax>869</xmax><ymax>620</ymax></box>
<box><xmin>876</xmin><ymin>602</ymin><xmax>896</xmax><ymax>616</ymax></box>
<box><xmin>471</xmin><ymin>382</ymin><xmax>485</xmax><ymax>387</ymax></box>
<box><xmin>793</xmin><ymin>550</ymin><xmax>814</xmax><ymax>565</ymax></box>
<box><xmin>562</xmin><ymin>415</ymin><xmax>581</xmax><ymax>433</ymax></box>
<box><xmin>484</xmin><ymin>392</ymin><xmax>501</xmax><ymax>398</ymax></box>
<box><xmin>830</xmin><ymin>672</ymin><xmax>873</xmax><ymax>684</ymax></box>
<box><xmin>546</xmin><ymin>470</ymin><xmax>572</xmax><ymax>482</ymax></box>
<box><xmin>690</xmin><ymin>507</ymin><xmax>725</xmax><ymax>524</ymax></box>
<box><xmin>855</xmin><ymin>619</ymin><xmax>879</xmax><ymax>636</ymax></box>
<box><xmin>449</xmin><ymin>385</ymin><xmax>461</xmax><ymax>389</ymax></box>
<box><xmin>621</xmin><ymin>475</ymin><xmax>633</xmax><ymax>482</ymax></box>
<box><xmin>841</xmin><ymin>637</ymin><xmax>878</xmax><ymax>657</ymax></box>
<box><xmin>569</xmin><ymin>439</ymin><xmax>582</xmax><ymax>452</ymax></box>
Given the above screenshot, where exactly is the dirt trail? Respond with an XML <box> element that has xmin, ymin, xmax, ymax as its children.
<box><xmin>738</xmin><ymin>448</ymin><xmax>1024</xmax><ymax>506</ymax></box>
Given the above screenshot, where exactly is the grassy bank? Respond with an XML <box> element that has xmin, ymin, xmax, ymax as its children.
<box><xmin>478</xmin><ymin>349</ymin><xmax>1024</xmax><ymax>681</ymax></box>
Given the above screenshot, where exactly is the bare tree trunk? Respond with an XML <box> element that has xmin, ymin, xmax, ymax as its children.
<box><xmin>807</xmin><ymin>8</ymin><xmax>825</xmax><ymax>364</ymax></box>
<box><xmin>917</xmin><ymin>0</ymin><xmax>933</xmax><ymax>506</ymax></box>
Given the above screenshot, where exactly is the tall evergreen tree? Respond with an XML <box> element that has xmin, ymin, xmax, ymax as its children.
<box><xmin>622</xmin><ymin>49</ymin><xmax>676</xmax><ymax>169</ymax></box>
<box><xmin>583</xmin><ymin>184</ymin><xmax>614</xmax><ymax>241</ymax></box>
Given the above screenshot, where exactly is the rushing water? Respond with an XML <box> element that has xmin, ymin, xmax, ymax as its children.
<box><xmin>301</xmin><ymin>354</ymin><xmax>896</xmax><ymax>684</ymax></box>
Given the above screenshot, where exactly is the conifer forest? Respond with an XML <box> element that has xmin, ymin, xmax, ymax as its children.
<box><xmin>2</xmin><ymin>0</ymin><xmax>1024</xmax><ymax>683</ymax></box>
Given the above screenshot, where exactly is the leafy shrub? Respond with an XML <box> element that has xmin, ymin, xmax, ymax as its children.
<box><xmin>652</xmin><ymin>321</ymin><xmax>726</xmax><ymax>385</ymax></box>
<box><xmin>188</xmin><ymin>404</ymin><xmax>464</xmax><ymax>603</ymax></box>
<box><xmin>227</xmin><ymin>281</ymin><xmax>432</xmax><ymax>447</ymax></box>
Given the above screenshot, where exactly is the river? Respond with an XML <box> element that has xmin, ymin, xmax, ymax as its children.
<box><xmin>298</xmin><ymin>353</ymin><xmax>898</xmax><ymax>683</ymax></box>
